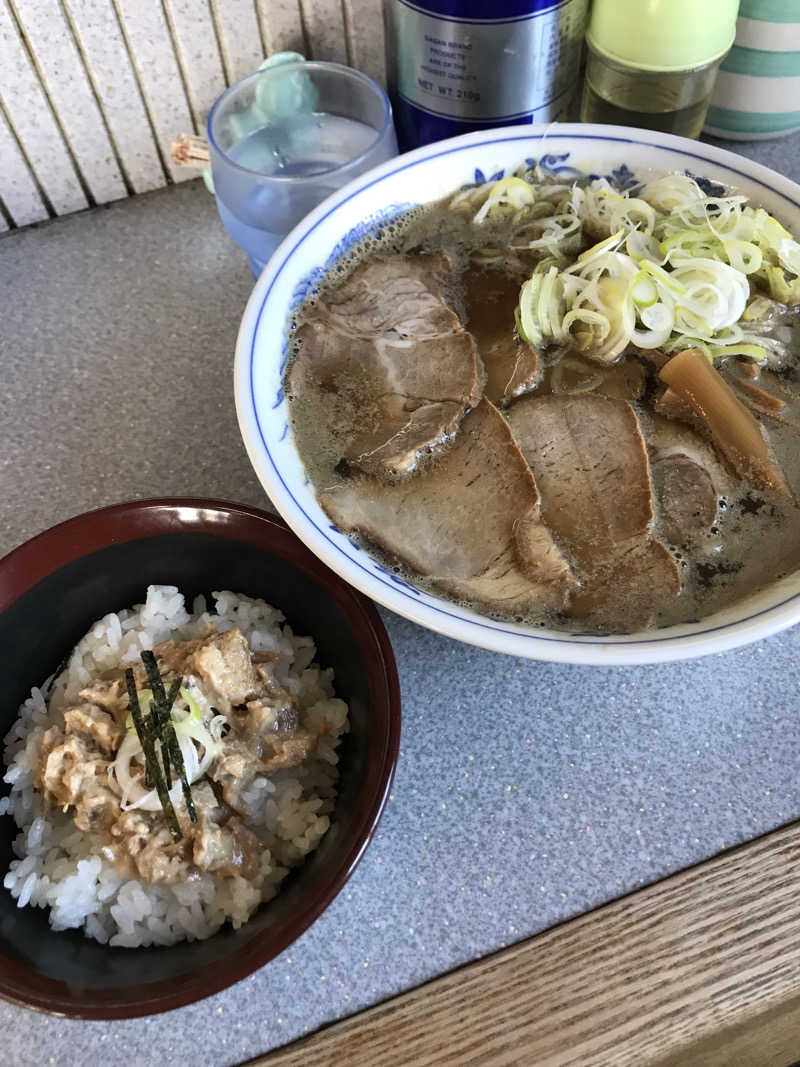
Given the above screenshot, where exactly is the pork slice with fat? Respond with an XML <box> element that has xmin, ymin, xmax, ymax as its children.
<box><xmin>506</xmin><ymin>394</ymin><xmax>680</xmax><ymax>631</ymax></box>
<box><xmin>463</xmin><ymin>266</ymin><xmax>541</xmax><ymax>406</ymax></box>
<box><xmin>321</xmin><ymin>253</ymin><xmax>462</xmax><ymax>339</ymax></box>
<box><xmin>645</xmin><ymin>414</ymin><xmax>736</xmax><ymax>545</ymax></box>
<box><xmin>287</xmin><ymin>254</ymin><xmax>483</xmax><ymax>478</ymax></box>
<box><xmin>321</xmin><ymin>399</ymin><xmax>576</xmax><ymax>615</ymax></box>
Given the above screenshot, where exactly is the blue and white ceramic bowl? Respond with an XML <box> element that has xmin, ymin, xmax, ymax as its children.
<box><xmin>235</xmin><ymin>123</ymin><xmax>800</xmax><ymax>665</ymax></box>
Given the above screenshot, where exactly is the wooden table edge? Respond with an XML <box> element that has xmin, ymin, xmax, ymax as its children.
<box><xmin>246</xmin><ymin>819</ymin><xmax>800</xmax><ymax>1066</ymax></box>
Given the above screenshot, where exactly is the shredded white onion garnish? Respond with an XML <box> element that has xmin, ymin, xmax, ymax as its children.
<box><xmin>109</xmin><ymin>680</ymin><xmax>226</xmax><ymax>813</ymax></box>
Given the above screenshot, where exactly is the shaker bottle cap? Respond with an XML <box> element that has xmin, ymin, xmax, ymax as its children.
<box><xmin>587</xmin><ymin>0</ymin><xmax>739</xmax><ymax>73</ymax></box>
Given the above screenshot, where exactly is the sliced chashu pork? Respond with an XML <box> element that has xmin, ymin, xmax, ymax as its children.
<box><xmin>287</xmin><ymin>254</ymin><xmax>482</xmax><ymax>479</ymax></box>
<box><xmin>321</xmin><ymin>399</ymin><xmax>576</xmax><ymax>615</ymax></box>
<box><xmin>462</xmin><ymin>267</ymin><xmax>541</xmax><ymax>406</ymax></box>
<box><xmin>646</xmin><ymin>414</ymin><xmax>736</xmax><ymax>545</ymax></box>
<box><xmin>506</xmin><ymin>394</ymin><xmax>680</xmax><ymax>631</ymax></box>
<box><xmin>320</xmin><ymin>253</ymin><xmax>461</xmax><ymax>338</ymax></box>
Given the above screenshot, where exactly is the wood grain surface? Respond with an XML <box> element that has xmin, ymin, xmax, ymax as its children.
<box><xmin>250</xmin><ymin>821</ymin><xmax>800</xmax><ymax>1067</ymax></box>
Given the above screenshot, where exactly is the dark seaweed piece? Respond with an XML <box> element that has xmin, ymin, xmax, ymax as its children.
<box><xmin>161</xmin><ymin>684</ymin><xmax>197</xmax><ymax>825</ymax></box>
<box><xmin>141</xmin><ymin>650</ymin><xmax>168</xmax><ymax>710</ymax></box>
<box><xmin>164</xmin><ymin>719</ymin><xmax>197</xmax><ymax>824</ymax></box>
<box><xmin>141</xmin><ymin>648</ymin><xmax>168</xmax><ymax>789</ymax></box>
<box><xmin>158</xmin><ymin>677</ymin><xmax>183</xmax><ymax>790</ymax></box>
<box><xmin>156</xmin><ymin>705</ymin><xmax>172</xmax><ymax>789</ymax></box>
<box><xmin>165</xmin><ymin>675</ymin><xmax>182</xmax><ymax>709</ymax></box>
<box><xmin>139</xmin><ymin>658</ymin><xmax>197</xmax><ymax>824</ymax></box>
<box><xmin>124</xmin><ymin>668</ymin><xmax>182</xmax><ymax>841</ymax></box>
<box><xmin>148</xmin><ymin>704</ymin><xmax>171</xmax><ymax>788</ymax></box>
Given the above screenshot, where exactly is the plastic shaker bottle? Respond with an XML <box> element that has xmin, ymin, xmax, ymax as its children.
<box><xmin>580</xmin><ymin>0</ymin><xmax>740</xmax><ymax>139</ymax></box>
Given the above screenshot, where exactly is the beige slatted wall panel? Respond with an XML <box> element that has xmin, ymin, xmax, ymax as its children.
<box><xmin>11</xmin><ymin>0</ymin><xmax>126</xmax><ymax>203</ymax></box>
<box><xmin>114</xmin><ymin>0</ymin><xmax>195</xmax><ymax>183</ymax></box>
<box><xmin>0</xmin><ymin>0</ymin><xmax>87</xmax><ymax>214</ymax></box>
<box><xmin>300</xmin><ymin>0</ymin><xmax>348</xmax><ymax>63</ymax></box>
<box><xmin>342</xmin><ymin>0</ymin><xmax>385</xmax><ymax>83</ymax></box>
<box><xmin>255</xmin><ymin>0</ymin><xmax>305</xmax><ymax>55</ymax></box>
<box><xmin>63</xmin><ymin>0</ymin><xmax>166</xmax><ymax>194</ymax></box>
<box><xmin>0</xmin><ymin>107</ymin><xmax>48</xmax><ymax>225</ymax></box>
<box><xmin>211</xmin><ymin>0</ymin><xmax>264</xmax><ymax>83</ymax></box>
<box><xmin>0</xmin><ymin>0</ymin><xmax>389</xmax><ymax>228</ymax></box>
<box><xmin>163</xmin><ymin>1</ymin><xmax>226</xmax><ymax>129</ymax></box>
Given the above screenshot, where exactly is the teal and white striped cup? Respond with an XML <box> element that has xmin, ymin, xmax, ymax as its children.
<box><xmin>705</xmin><ymin>0</ymin><xmax>800</xmax><ymax>139</ymax></box>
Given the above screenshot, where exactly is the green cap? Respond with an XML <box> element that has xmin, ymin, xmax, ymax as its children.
<box><xmin>587</xmin><ymin>0</ymin><xmax>739</xmax><ymax>73</ymax></box>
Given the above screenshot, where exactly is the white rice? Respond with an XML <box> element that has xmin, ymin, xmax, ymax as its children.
<box><xmin>2</xmin><ymin>586</ymin><xmax>349</xmax><ymax>947</ymax></box>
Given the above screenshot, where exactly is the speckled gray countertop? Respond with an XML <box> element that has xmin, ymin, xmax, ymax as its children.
<box><xmin>1</xmin><ymin>132</ymin><xmax>800</xmax><ymax>1067</ymax></box>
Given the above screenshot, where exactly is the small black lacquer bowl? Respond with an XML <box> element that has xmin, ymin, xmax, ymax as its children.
<box><xmin>0</xmin><ymin>499</ymin><xmax>400</xmax><ymax>1018</ymax></box>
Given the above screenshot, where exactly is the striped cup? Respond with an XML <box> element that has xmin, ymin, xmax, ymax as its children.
<box><xmin>705</xmin><ymin>0</ymin><xmax>800</xmax><ymax>139</ymax></box>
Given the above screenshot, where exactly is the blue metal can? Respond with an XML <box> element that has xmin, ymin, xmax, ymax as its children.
<box><xmin>384</xmin><ymin>0</ymin><xmax>589</xmax><ymax>150</ymax></box>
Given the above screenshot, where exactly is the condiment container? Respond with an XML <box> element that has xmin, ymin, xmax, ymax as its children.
<box><xmin>384</xmin><ymin>0</ymin><xmax>590</xmax><ymax>151</ymax></box>
<box><xmin>581</xmin><ymin>0</ymin><xmax>740</xmax><ymax>139</ymax></box>
<box><xmin>208</xmin><ymin>60</ymin><xmax>397</xmax><ymax>276</ymax></box>
<box><xmin>705</xmin><ymin>0</ymin><xmax>800</xmax><ymax>140</ymax></box>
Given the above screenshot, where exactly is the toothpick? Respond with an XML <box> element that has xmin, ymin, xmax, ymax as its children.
<box><xmin>170</xmin><ymin>133</ymin><xmax>211</xmax><ymax>167</ymax></box>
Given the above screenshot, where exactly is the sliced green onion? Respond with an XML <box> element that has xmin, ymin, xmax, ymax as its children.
<box><xmin>562</xmin><ymin>308</ymin><xmax>610</xmax><ymax>352</ymax></box>
<box><xmin>777</xmin><ymin>236</ymin><xmax>800</xmax><ymax>275</ymax></box>
<box><xmin>675</xmin><ymin>306</ymin><xmax>713</xmax><ymax>337</ymax></box>
<box><xmin>512</xmin><ymin>172</ymin><xmax>799</xmax><ymax>365</ymax></box>
<box><xmin>709</xmin><ymin>343</ymin><xmax>767</xmax><ymax>361</ymax></box>
<box><xmin>516</xmin><ymin>276</ymin><xmax>543</xmax><ymax>345</ymax></box>
<box><xmin>630</xmin><ymin>271</ymin><xmax>658</xmax><ymax>308</ymax></box>
<box><xmin>723</xmin><ymin>239</ymin><xmax>762</xmax><ymax>275</ymax></box>
<box><xmin>538</xmin><ymin>266</ymin><xmax>565</xmax><ymax>341</ymax></box>
<box><xmin>577</xmin><ymin>228</ymin><xmax>625</xmax><ymax>262</ymax></box>
<box><xmin>638</xmin><ymin>259</ymin><xmax>686</xmax><ymax>296</ymax></box>
<box><xmin>180</xmin><ymin>685</ymin><xmax>203</xmax><ymax>722</ymax></box>
<box><xmin>625</xmin><ymin>230</ymin><xmax>662</xmax><ymax>263</ymax></box>
<box><xmin>473</xmin><ymin>176</ymin><xmax>535</xmax><ymax>224</ymax></box>
<box><xmin>762</xmin><ymin>265</ymin><xmax>800</xmax><ymax>304</ymax></box>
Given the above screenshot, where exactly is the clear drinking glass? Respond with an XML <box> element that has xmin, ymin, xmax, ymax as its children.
<box><xmin>207</xmin><ymin>62</ymin><xmax>398</xmax><ymax>276</ymax></box>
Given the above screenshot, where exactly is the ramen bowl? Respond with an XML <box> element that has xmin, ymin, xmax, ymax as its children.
<box><xmin>234</xmin><ymin>123</ymin><xmax>800</xmax><ymax>665</ymax></box>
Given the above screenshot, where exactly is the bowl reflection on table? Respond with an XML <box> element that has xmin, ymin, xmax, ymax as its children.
<box><xmin>0</xmin><ymin>498</ymin><xmax>400</xmax><ymax>1018</ymax></box>
<box><xmin>235</xmin><ymin>122</ymin><xmax>800</xmax><ymax>666</ymax></box>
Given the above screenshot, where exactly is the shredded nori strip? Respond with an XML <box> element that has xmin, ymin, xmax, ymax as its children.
<box><xmin>141</xmin><ymin>650</ymin><xmax>168</xmax><ymax>709</ymax></box>
<box><xmin>140</xmin><ymin>650</ymin><xmax>169</xmax><ymax>789</ymax></box>
<box><xmin>139</xmin><ymin>658</ymin><xmax>197</xmax><ymax>824</ymax></box>
<box><xmin>165</xmin><ymin>719</ymin><xmax>197</xmax><ymax>824</ymax></box>
<box><xmin>160</xmin><ymin>678</ymin><xmax>197</xmax><ymax>819</ymax></box>
<box><xmin>124</xmin><ymin>668</ymin><xmax>182</xmax><ymax>841</ymax></box>
<box><xmin>154</xmin><ymin>704</ymin><xmax>172</xmax><ymax>789</ymax></box>
<box><xmin>165</xmin><ymin>675</ymin><xmax>182</xmax><ymax>710</ymax></box>
<box><xmin>158</xmin><ymin>678</ymin><xmax>183</xmax><ymax>790</ymax></box>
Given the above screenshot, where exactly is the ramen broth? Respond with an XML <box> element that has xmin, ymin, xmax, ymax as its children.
<box><xmin>286</xmin><ymin>177</ymin><xmax>800</xmax><ymax>632</ymax></box>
